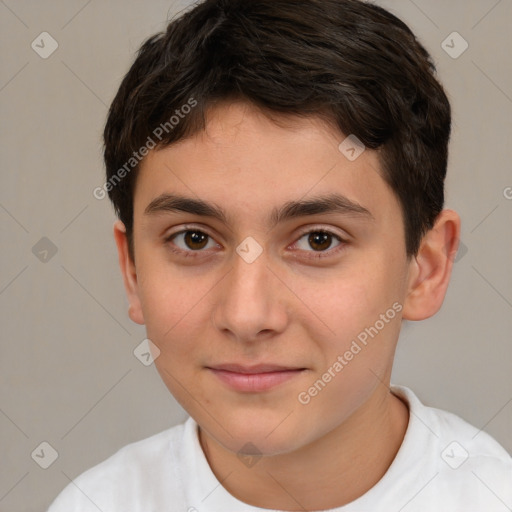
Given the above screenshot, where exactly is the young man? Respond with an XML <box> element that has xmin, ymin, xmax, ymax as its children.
<box><xmin>49</xmin><ymin>0</ymin><xmax>512</xmax><ymax>510</ymax></box>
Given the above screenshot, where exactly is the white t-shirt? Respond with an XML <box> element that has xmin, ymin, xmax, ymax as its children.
<box><xmin>47</xmin><ymin>385</ymin><xmax>512</xmax><ymax>511</ymax></box>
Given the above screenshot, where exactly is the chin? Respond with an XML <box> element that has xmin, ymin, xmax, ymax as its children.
<box><xmin>200</xmin><ymin>409</ymin><xmax>314</xmax><ymax>457</ymax></box>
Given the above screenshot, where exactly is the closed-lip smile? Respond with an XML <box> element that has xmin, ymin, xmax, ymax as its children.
<box><xmin>206</xmin><ymin>363</ymin><xmax>307</xmax><ymax>392</ymax></box>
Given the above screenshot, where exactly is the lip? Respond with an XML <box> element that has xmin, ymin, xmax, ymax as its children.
<box><xmin>207</xmin><ymin>364</ymin><xmax>307</xmax><ymax>392</ymax></box>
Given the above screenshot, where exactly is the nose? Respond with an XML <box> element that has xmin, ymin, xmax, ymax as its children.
<box><xmin>211</xmin><ymin>248</ymin><xmax>289</xmax><ymax>343</ymax></box>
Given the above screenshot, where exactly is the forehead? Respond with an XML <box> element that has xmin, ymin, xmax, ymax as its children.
<box><xmin>133</xmin><ymin>101</ymin><xmax>399</xmax><ymax>228</ymax></box>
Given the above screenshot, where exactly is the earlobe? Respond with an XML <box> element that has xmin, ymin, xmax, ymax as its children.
<box><xmin>113</xmin><ymin>220</ymin><xmax>145</xmax><ymax>325</ymax></box>
<box><xmin>402</xmin><ymin>209</ymin><xmax>461</xmax><ymax>321</ymax></box>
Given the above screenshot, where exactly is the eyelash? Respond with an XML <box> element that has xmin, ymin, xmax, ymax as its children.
<box><xmin>164</xmin><ymin>225</ymin><xmax>348</xmax><ymax>260</ymax></box>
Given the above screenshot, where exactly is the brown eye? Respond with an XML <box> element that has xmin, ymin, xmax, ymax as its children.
<box><xmin>290</xmin><ymin>228</ymin><xmax>349</xmax><ymax>261</ymax></box>
<box><xmin>308</xmin><ymin>232</ymin><xmax>333</xmax><ymax>251</ymax></box>
<box><xmin>183</xmin><ymin>231</ymin><xmax>209</xmax><ymax>250</ymax></box>
<box><xmin>167</xmin><ymin>230</ymin><xmax>217</xmax><ymax>254</ymax></box>
<box><xmin>295</xmin><ymin>230</ymin><xmax>342</xmax><ymax>253</ymax></box>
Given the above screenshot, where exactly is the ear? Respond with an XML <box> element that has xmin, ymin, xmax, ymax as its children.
<box><xmin>402</xmin><ymin>209</ymin><xmax>461</xmax><ymax>321</ymax></box>
<box><xmin>113</xmin><ymin>220</ymin><xmax>145</xmax><ymax>325</ymax></box>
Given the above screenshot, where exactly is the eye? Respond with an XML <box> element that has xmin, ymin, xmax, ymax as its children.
<box><xmin>166</xmin><ymin>229</ymin><xmax>219</xmax><ymax>256</ymax></box>
<box><xmin>165</xmin><ymin>226</ymin><xmax>347</xmax><ymax>260</ymax></box>
<box><xmin>292</xmin><ymin>229</ymin><xmax>345</xmax><ymax>257</ymax></box>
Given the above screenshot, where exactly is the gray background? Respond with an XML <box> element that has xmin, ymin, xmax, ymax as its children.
<box><xmin>1</xmin><ymin>1</ymin><xmax>511</xmax><ymax>511</ymax></box>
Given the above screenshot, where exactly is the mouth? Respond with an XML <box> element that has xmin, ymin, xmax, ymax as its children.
<box><xmin>206</xmin><ymin>363</ymin><xmax>307</xmax><ymax>393</ymax></box>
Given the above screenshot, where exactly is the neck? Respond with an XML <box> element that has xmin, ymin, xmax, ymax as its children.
<box><xmin>198</xmin><ymin>384</ymin><xmax>409</xmax><ymax>510</ymax></box>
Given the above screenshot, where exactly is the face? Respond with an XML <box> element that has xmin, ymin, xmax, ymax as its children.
<box><xmin>125</xmin><ymin>101</ymin><xmax>413</xmax><ymax>456</ymax></box>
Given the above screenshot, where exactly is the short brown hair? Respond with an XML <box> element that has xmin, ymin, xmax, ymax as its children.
<box><xmin>103</xmin><ymin>0</ymin><xmax>451</xmax><ymax>258</ymax></box>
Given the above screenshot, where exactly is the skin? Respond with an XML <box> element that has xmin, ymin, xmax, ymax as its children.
<box><xmin>114</xmin><ymin>101</ymin><xmax>461</xmax><ymax>510</ymax></box>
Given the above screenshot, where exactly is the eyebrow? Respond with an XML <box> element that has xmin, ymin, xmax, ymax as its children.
<box><xmin>144</xmin><ymin>192</ymin><xmax>374</xmax><ymax>229</ymax></box>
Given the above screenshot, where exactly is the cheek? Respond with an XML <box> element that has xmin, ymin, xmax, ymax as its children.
<box><xmin>138</xmin><ymin>268</ymin><xmax>210</xmax><ymax>404</ymax></box>
<box><xmin>310</xmin><ymin>266</ymin><xmax>402</xmax><ymax>334</ymax></box>
<box><xmin>299</xmin><ymin>255</ymin><xmax>405</xmax><ymax>368</ymax></box>
<box><xmin>294</xmin><ymin>275</ymin><xmax>403</xmax><ymax>427</ymax></box>
<box><xmin>135</xmin><ymin>260</ymin><xmax>205</xmax><ymax>351</ymax></box>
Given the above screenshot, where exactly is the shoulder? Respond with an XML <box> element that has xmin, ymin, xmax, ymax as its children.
<box><xmin>391</xmin><ymin>385</ymin><xmax>512</xmax><ymax>510</ymax></box>
<box><xmin>47</xmin><ymin>419</ymin><xmax>191</xmax><ymax>511</ymax></box>
<box><xmin>398</xmin><ymin>385</ymin><xmax>510</xmax><ymax>460</ymax></box>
